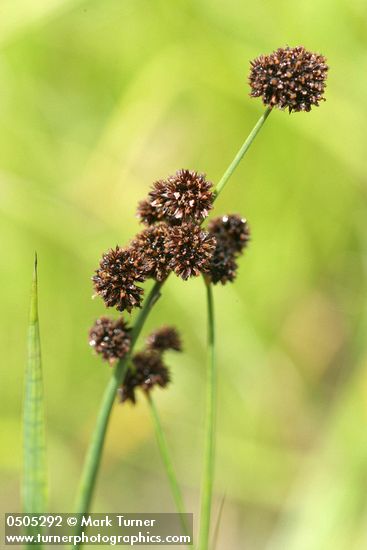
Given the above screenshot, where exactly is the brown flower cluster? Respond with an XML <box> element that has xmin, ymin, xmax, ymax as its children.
<box><xmin>249</xmin><ymin>46</ymin><xmax>328</xmax><ymax>112</ymax></box>
<box><xmin>89</xmin><ymin>317</ymin><xmax>131</xmax><ymax>364</ymax></box>
<box><xmin>136</xmin><ymin>199</ymin><xmax>164</xmax><ymax>226</ymax></box>
<box><xmin>92</xmin><ymin>169</ymin><xmax>217</xmax><ymax>314</ymax></box>
<box><xmin>207</xmin><ymin>215</ymin><xmax>250</xmax><ymax>284</ymax></box>
<box><xmin>146</xmin><ymin>326</ymin><xmax>182</xmax><ymax>352</ymax></box>
<box><xmin>138</xmin><ymin>169</ymin><xmax>214</xmax><ymax>225</ymax></box>
<box><xmin>119</xmin><ymin>326</ymin><xmax>182</xmax><ymax>404</ymax></box>
<box><xmin>165</xmin><ymin>223</ymin><xmax>216</xmax><ymax>280</ymax></box>
<box><xmin>135</xmin><ymin>169</ymin><xmax>217</xmax><ymax>281</ymax></box>
<box><xmin>130</xmin><ymin>223</ymin><xmax>172</xmax><ymax>282</ymax></box>
<box><xmin>92</xmin><ymin>247</ymin><xmax>147</xmax><ymax>312</ymax></box>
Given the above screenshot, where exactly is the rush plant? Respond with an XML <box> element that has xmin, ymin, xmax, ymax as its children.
<box><xmin>22</xmin><ymin>46</ymin><xmax>328</xmax><ymax>550</ymax></box>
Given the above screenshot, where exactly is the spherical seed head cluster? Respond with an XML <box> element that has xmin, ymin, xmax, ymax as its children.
<box><xmin>89</xmin><ymin>317</ymin><xmax>131</xmax><ymax>364</ymax></box>
<box><xmin>146</xmin><ymin>326</ymin><xmax>182</xmax><ymax>352</ymax></box>
<box><xmin>130</xmin><ymin>223</ymin><xmax>172</xmax><ymax>282</ymax></box>
<box><xmin>207</xmin><ymin>214</ymin><xmax>250</xmax><ymax>285</ymax></box>
<box><xmin>147</xmin><ymin>169</ymin><xmax>214</xmax><ymax>225</ymax></box>
<box><xmin>249</xmin><ymin>46</ymin><xmax>328</xmax><ymax>113</ymax></box>
<box><xmin>208</xmin><ymin>215</ymin><xmax>250</xmax><ymax>255</ymax></box>
<box><xmin>136</xmin><ymin>199</ymin><xmax>164</xmax><ymax>226</ymax></box>
<box><xmin>165</xmin><ymin>223</ymin><xmax>217</xmax><ymax>280</ymax></box>
<box><xmin>209</xmin><ymin>247</ymin><xmax>238</xmax><ymax>285</ymax></box>
<box><xmin>92</xmin><ymin>246</ymin><xmax>147</xmax><ymax>313</ymax></box>
<box><xmin>119</xmin><ymin>350</ymin><xmax>170</xmax><ymax>404</ymax></box>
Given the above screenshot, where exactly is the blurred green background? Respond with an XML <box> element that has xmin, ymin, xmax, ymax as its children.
<box><xmin>1</xmin><ymin>0</ymin><xmax>367</xmax><ymax>548</ymax></box>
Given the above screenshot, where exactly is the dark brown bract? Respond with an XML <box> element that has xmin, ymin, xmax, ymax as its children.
<box><xmin>130</xmin><ymin>223</ymin><xmax>172</xmax><ymax>282</ymax></box>
<box><xmin>249</xmin><ymin>46</ymin><xmax>328</xmax><ymax>112</ymax></box>
<box><xmin>208</xmin><ymin>215</ymin><xmax>250</xmax><ymax>255</ymax></box>
<box><xmin>89</xmin><ymin>316</ymin><xmax>131</xmax><ymax>364</ymax></box>
<box><xmin>119</xmin><ymin>350</ymin><xmax>170</xmax><ymax>404</ymax></box>
<box><xmin>92</xmin><ymin>246</ymin><xmax>147</xmax><ymax>313</ymax></box>
<box><xmin>165</xmin><ymin>223</ymin><xmax>217</xmax><ymax>280</ymax></box>
<box><xmin>148</xmin><ymin>169</ymin><xmax>214</xmax><ymax>224</ymax></box>
<box><xmin>146</xmin><ymin>326</ymin><xmax>182</xmax><ymax>352</ymax></box>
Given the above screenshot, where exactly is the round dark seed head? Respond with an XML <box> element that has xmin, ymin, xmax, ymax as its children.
<box><xmin>92</xmin><ymin>246</ymin><xmax>147</xmax><ymax>313</ymax></box>
<box><xmin>148</xmin><ymin>169</ymin><xmax>214</xmax><ymax>224</ymax></box>
<box><xmin>208</xmin><ymin>214</ymin><xmax>250</xmax><ymax>256</ymax></box>
<box><xmin>130</xmin><ymin>223</ymin><xmax>172</xmax><ymax>282</ymax></box>
<box><xmin>136</xmin><ymin>199</ymin><xmax>164</xmax><ymax>226</ymax></box>
<box><xmin>249</xmin><ymin>46</ymin><xmax>328</xmax><ymax>113</ymax></box>
<box><xmin>89</xmin><ymin>316</ymin><xmax>131</xmax><ymax>364</ymax></box>
<box><xmin>119</xmin><ymin>350</ymin><xmax>170</xmax><ymax>404</ymax></box>
<box><xmin>118</xmin><ymin>369</ymin><xmax>138</xmax><ymax>404</ymax></box>
<box><xmin>165</xmin><ymin>222</ymin><xmax>217</xmax><ymax>280</ymax></box>
<box><xmin>146</xmin><ymin>326</ymin><xmax>182</xmax><ymax>352</ymax></box>
<box><xmin>208</xmin><ymin>244</ymin><xmax>238</xmax><ymax>285</ymax></box>
<box><xmin>132</xmin><ymin>350</ymin><xmax>170</xmax><ymax>391</ymax></box>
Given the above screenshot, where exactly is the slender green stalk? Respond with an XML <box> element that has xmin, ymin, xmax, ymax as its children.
<box><xmin>213</xmin><ymin>106</ymin><xmax>272</xmax><ymax>199</ymax></box>
<box><xmin>196</xmin><ymin>108</ymin><xmax>271</xmax><ymax>548</ymax></box>
<box><xmin>73</xmin><ymin>363</ymin><xmax>126</xmax><ymax>521</ymax></box>
<box><xmin>72</xmin><ymin>281</ymin><xmax>163</xmax><ymax>547</ymax></box>
<box><xmin>147</xmin><ymin>394</ymin><xmax>190</xmax><ymax>539</ymax></box>
<box><xmin>198</xmin><ymin>280</ymin><xmax>216</xmax><ymax>550</ymax></box>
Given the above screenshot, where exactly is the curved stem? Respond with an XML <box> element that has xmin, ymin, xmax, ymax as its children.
<box><xmin>198</xmin><ymin>280</ymin><xmax>216</xmax><ymax>550</ymax></box>
<box><xmin>147</xmin><ymin>394</ymin><xmax>191</xmax><ymax>539</ymax></box>
<box><xmin>213</xmin><ymin>106</ymin><xmax>272</xmax><ymax>199</ymax></box>
<box><xmin>72</xmin><ymin>281</ymin><xmax>163</xmax><ymax>547</ymax></box>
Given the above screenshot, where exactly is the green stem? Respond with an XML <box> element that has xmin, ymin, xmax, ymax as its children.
<box><xmin>147</xmin><ymin>394</ymin><xmax>190</xmax><ymax>539</ymax></box>
<box><xmin>195</xmin><ymin>109</ymin><xmax>271</xmax><ymax>547</ymax></box>
<box><xmin>198</xmin><ymin>280</ymin><xmax>216</xmax><ymax>550</ymax></box>
<box><xmin>196</xmin><ymin>107</ymin><xmax>270</xmax><ymax>548</ymax></box>
<box><xmin>213</xmin><ymin>106</ymin><xmax>272</xmax><ymax>199</ymax></box>
<box><xmin>73</xmin><ymin>362</ymin><xmax>127</xmax><ymax>521</ymax></box>
<box><xmin>72</xmin><ymin>280</ymin><xmax>163</xmax><ymax>547</ymax></box>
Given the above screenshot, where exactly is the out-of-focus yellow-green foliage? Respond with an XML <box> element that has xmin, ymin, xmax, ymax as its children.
<box><xmin>1</xmin><ymin>1</ymin><xmax>367</xmax><ymax>548</ymax></box>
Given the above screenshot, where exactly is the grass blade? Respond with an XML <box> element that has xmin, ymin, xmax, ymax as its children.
<box><xmin>211</xmin><ymin>493</ymin><xmax>226</xmax><ymax>550</ymax></box>
<box><xmin>23</xmin><ymin>255</ymin><xmax>47</xmax><ymax>526</ymax></box>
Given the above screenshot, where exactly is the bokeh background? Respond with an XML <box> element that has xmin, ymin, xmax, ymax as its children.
<box><xmin>1</xmin><ymin>1</ymin><xmax>367</xmax><ymax>548</ymax></box>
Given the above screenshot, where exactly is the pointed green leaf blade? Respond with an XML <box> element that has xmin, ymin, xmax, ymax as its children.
<box><xmin>23</xmin><ymin>255</ymin><xmax>47</xmax><ymax>521</ymax></box>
